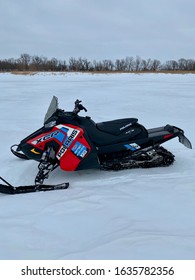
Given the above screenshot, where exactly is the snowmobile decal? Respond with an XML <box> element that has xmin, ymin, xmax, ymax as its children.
<box><xmin>31</xmin><ymin>130</ymin><xmax>60</xmax><ymax>145</ymax></box>
<box><xmin>124</xmin><ymin>143</ymin><xmax>141</xmax><ymax>151</ymax></box>
<box><xmin>56</xmin><ymin>127</ymin><xmax>80</xmax><ymax>160</ymax></box>
<box><xmin>71</xmin><ymin>142</ymin><xmax>88</xmax><ymax>158</ymax></box>
<box><xmin>52</xmin><ymin>126</ymin><xmax>71</xmax><ymax>145</ymax></box>
<box><xmin>120</xmin><ymin>123</ymin><xmax>133</xmax><ymax>131</ymax></box>
<box><xmin>30</xmin><ymin>148</ymin><xmax>41</xmax><ymax>154</ymax></box>
<box><xmin>125</xmin><ymin>129</ymin><xmax>135</xmax><ymax>135</ymax></box>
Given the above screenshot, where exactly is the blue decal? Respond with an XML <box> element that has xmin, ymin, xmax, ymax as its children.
<box><xmin>60</xmin><ymin>127</ymin><xmax>69</xmax><ymax>134</ymax></box>
<box><xmin>54</xmin><ymin>131</ymin><xmax>67</xmax><ymax>143</ymax></box>
<box><xmin>72</xmin><ymin>142</ymin><xmax>88</xmax><ymax>158</ymax></box>
<box><xmin>124</xmin><ymin>144</ymin><xmax>136</xmax><ymax>151</ymax></box>
<box><xmin>53</xmin><ymin>127</ymin><xmax>69</xmax><ymax>143</ymax></box>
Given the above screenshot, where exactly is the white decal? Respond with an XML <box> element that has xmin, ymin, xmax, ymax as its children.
<box><xmin>130</xmin><ymin>143</ymin><xmax>141</xmax><ymax>149</ymax></box>
<box><xmin>125</xmin><ymin>129</ymin><xmax>135</xmax><ymax>134</ymax></box>
<box><xmin>32</xmin><ymin>131</ymin><xmax>59</xmax><ymax>145</ymax></box>
<box><xmin>120</xmin><ymin>123</ymin><xmax>132</xmax><ymax>131</ymax></box>
<box><xmin>56</xmin><ymin>126</ymin><xmax>80</xmax><ymax>160</ymax></box>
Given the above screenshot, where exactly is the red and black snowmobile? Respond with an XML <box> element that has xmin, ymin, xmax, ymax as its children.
<box><xmin>0</xmin><ymin>96</ymin><xmax>192</xmax><ymax>194</ymax></box>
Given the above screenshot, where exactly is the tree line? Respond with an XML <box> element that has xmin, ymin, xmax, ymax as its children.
<box><xmin>0</xmin><ymin>53</ymin><xmax>195</xmax><ymax>72</ymax></box>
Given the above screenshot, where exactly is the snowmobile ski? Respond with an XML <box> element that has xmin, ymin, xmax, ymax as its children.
<box><xmin>10</xmin><ymin>144</ymin><xmax>29</xmax><ymax>160</ymax></box>
<box><xmin>0</xmin><ymin>176</ymin><xmax>69</xmax><ymax>195</ymax></box>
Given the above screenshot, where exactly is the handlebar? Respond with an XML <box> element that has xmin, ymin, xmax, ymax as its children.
<box><xmin>73</xmin><ymin>99</ymin><xmax>87</xmax><ymax>114</ymax></box>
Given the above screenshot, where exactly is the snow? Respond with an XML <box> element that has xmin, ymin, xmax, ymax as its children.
<box><xmin>0</xmin><ymin>72</ymin><xmax>195</xmax><ymax>260</ymax></box>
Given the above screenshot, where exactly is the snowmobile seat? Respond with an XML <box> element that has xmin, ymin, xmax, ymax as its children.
<box><xmin>77</xmin><ymin>116</ymin><xmax>146</xmax><ymax>147</ymax></box>
<box><xmin>96</xmin><ymin>118</ymin><xmax>138</xmax><ymax>136</ymax></box>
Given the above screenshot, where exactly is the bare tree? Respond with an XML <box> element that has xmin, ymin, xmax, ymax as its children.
<box><xmin>150</xmin><ymin>59</ymin><xmax>161</xmax><ymax>71</ymax></box>
<box><xmin>18</xmin><ymin>53</ymin><xmax>31</xmax><ymax>71</ymax></box>
<box><xmin>30</xmin><ymin>55</ymin><xmax>45</xmax><ymax>71</ymax></box>
<box><xmin>177</xmin><ymin>58</ymin><xmax>188</xmax><ymax>70</ymax></box>
<box><xmin>141</xmin><ymin>58</ymin><xmax>151</xmax><ymax>71</ymax></box>
<box><xmin>101</xmin><ymin>60</ymin><xmax>114</xmax><ymax>71</ymax></box>
<box><xmin>163</xmin><ymin>60</ymin><xmax>178</xmax><ymax>70</ymax></box>
<box><xmin>115</xmin><ymin>59</ymin><xmax>127</xmax><ymax>71</ymax></box>
<box><xmin>69</xmin><ymin>57</ymin><xmax>78</xmax><ymax>71</ymax></box>
<box><xmin>125</xmin><ymin>56</ymin><xmax>135</xmax><ymax>71</ymax></box>
<box><xmin>1</xmin><ymin>53</ymin><xmax>195</xmax><ymax>72</ymax></box>
<box><xmin>134</xmin><ymin>56</ymin><xmax>142</xmax><ymax>71</ymax></box>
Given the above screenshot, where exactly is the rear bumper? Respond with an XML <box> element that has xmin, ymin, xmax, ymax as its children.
<box><xmin>147</xmin><ymin>124</ymin><xmax>192</xmax><ymax>149</ymax></box>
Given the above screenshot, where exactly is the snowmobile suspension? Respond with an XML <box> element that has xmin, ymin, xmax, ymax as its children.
<box><xmin>100</xmin><ymin>146</ymin><xmax>175</xmax><ymax>171</ymax></box>
<box><xmin>35</xmin><ymin>147</ymin><xmax>58</xmax><ymax>185</ymax></box>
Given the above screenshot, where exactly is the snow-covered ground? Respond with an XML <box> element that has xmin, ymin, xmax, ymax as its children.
<box><xmin>0</xmin><ymin>72</ymin><xmax>194</xmax><ymax>260</ymax></box>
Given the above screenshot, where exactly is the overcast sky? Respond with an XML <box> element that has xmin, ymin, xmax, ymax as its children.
<box><xmin>0</xmin><ymin>0</ymin><xmax>194</xmax><ymax>62</ymax></box>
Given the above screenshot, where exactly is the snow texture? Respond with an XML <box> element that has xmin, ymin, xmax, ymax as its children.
<box><xmin>0</xmin><ymin>72</ymin><xmax>194</xmax><ymax>260</ymax></box>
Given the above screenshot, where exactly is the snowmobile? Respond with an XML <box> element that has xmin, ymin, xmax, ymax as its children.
<box><xmin>0</xmin><ymin>96</ymin><xmax>192</xmax><ymax>194</ymax></box>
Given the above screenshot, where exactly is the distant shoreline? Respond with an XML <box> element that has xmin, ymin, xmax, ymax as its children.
<box><xmin>1</xmin><ymin>70</ymin><xmax>195</xmax><ymax>75</ymax></box>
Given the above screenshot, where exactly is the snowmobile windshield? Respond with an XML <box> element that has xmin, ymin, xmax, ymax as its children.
<box><xmin>44</xmin><ymin>96</ymin><xmax>59</xmax><ymax>124</ymax></box>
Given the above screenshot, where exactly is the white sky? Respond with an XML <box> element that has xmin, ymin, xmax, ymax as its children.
<box><xmin>0</xmin><ymin>0</ymin><xmax>194</xmax><ymax>62</ymax></box>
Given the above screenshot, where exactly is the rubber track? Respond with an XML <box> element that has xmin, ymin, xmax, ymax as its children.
<box><xmin>101</xmin><ymin>147</ymin><xmax>175</xmax><ymax>171</ymax></box>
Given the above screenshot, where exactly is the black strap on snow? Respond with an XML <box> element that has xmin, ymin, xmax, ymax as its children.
<box><xmin>0</xmin><ymin>176</ymin><xmax>15</xmax><ymax>194</ymax></box>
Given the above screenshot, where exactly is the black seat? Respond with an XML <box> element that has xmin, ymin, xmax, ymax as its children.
<box><xmin>97</xmin><ymin>118</ymin><xmax>138</xmax><ymax>136</ymax></box>
<box><xmin>77</xmin><ymin>116</ymin><xmax>146</xmax><ymax>147</ymax></box>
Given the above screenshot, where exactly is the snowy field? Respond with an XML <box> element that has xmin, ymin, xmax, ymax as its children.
<box><xmin>0</xmin><ymin>72</ymin><xmax>195</xmax><ymax>260</ymax></box>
